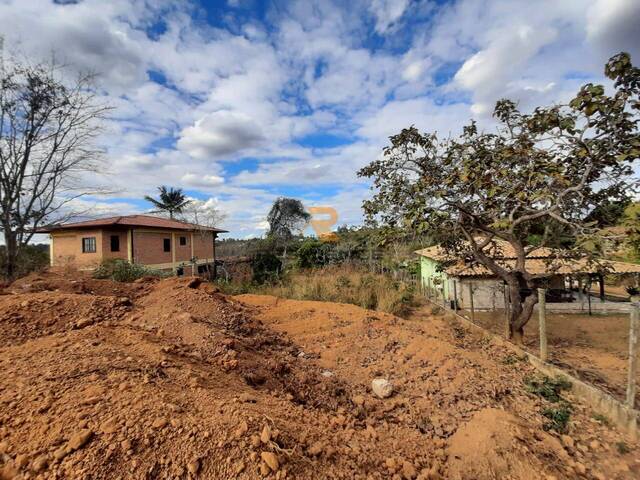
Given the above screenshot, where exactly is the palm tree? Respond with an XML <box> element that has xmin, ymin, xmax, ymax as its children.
<box><xmin>144</xmin><ymin>186</ymin><xmax>191</xmax><ymax>219</ymax></box>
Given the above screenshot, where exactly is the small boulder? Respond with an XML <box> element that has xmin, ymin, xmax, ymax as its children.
<box><xmin>260</xmin><ymin>425</ymin><xmax>272</xmax><ymax>444</ymax></box>
<box><xmin>561</xmin><ymin>435</ymin><xmax>575</xmax><ymax>449</ymax></box>
<box><xmin>31</xmin><ymin>455</ymin><xmax>48</xmax><ymax>473</ymax></box>
<box><xmin>260</xmin><ymin>452</ymin><xmax>279</xmax><ymax>472</ymax></box>
<box><xmin>371</xmin><ymin>378</ymin><xmax>394</xmax><ymax>399</ymax></box>
<box><xmin>187</xmin><ymin>458</ymin><xmax>200</xmax><ymax>475</ymax></box>
<box><xmin>152</xmin><ymin>418</ymin><xmax>168</xmax><ymax>429</ymax></box>
<box><xmin>67</xmin><ymin>429</ymin><xmax>93</xmax><ymax>451</ymax></box>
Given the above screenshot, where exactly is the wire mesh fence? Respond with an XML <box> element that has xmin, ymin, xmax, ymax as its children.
<box><xmin>419</xmin><ymin>280</ymin><xmax>640</xmax><ymax>410</ymax></box>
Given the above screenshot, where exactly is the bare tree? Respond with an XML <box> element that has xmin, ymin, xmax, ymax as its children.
<box><xmin>0</xmin><ymin>56</ymin><xmax>109</xmax><ymax>279</ymax></box>
<box><xmin>180</xmin><ymin>198</ymin><xmax>227</xmax><ymax>230</ymax></box>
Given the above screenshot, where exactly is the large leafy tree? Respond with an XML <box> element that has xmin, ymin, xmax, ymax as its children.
<box><xmin>144</xmin><ymin>186</ymin><xmax>191</xmax><ymax>219</ymax></box>
<box><xmin>266</xmin><ymin>197</ymin><xmax>310</xmax><ymax>258</ymax></box>
<box><xmin>359</xmin><ymin>52</ymin><xmax>639</xmax><ymax>342</ymax></box>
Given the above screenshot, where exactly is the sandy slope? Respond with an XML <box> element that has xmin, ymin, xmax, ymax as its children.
<box><xmin>0</xmin><ymin>273</ymin><xmax>637</xmax><ymax>479</ymax></box>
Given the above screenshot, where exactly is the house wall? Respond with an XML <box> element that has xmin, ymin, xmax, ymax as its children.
<box><xmin>50</xmin><ymin>227</ymin><xmax>217</xmax><ymax>275</ymax></box>
<box><xmin>420</xmin><ymin>256</ymin><xmax>451</xmax><ymax>301</ymax></box>
<box><xmin>51</xmin><ymin>229</ymin><xmax>104</xmax><ymax>268</ymax></box>
<box><xmin>455</xmin><ymin>278</ymin><xmax>506</xmax><ymax>310</ymax></box>
<box><xmin>101</xmin><ymin>230</ymin><xmax>129</xmax><ymax>261</ymax></box>
<box><xmin>132</xmin><ymin>229</ymin><xmax>215</xmax><ymax>274</ymax></box>
<box><xmin>419</xmin><ymin>256</ymin><xmax>570</xmax><ymax>310</ymax></box>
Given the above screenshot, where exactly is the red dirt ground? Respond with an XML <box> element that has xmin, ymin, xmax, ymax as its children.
<box><xmin>0</xmin><ymin>272</ymin><xmax>637</xmax><ymax>479</ymax></box>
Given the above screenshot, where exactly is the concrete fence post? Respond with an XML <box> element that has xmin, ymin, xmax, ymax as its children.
<box><xmin>503</xmin><ymin>284</ymin><xmax>510</xmax><ymax>338</ymax></box>
<box><xmin>538</xmin><ymin>288</ymin><xmax>548</xmax><ymax>362</ymax></box>
<box><xmin>626</xmin><ymin>303</ymin><xmax>639</xmax><ymax>408</ymax></box>
<box><xmin>442</xmin><ymin>280</ymin><xmax>447</xmax><ymax>308</ymax></box>
<box><xmin>453</xmin><ymin>280</ymin><xmax>458</xmax><ymax>312</ymax></box>
<box><xmin>468</xmin><ymin>282</ymin><xmax>475</xmax><ymax>323</ymax></box>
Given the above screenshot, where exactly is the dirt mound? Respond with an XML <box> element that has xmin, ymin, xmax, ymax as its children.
<box><xmin>235</xmin><ymin>294</ymin><xmax>640</xmax><ymax>479</ymax></box>
<box><xmin>6</xmin><ymin>270</ymin><xmax>150</xmax><ymax>298</ymax></box>
<box><xmin>0</xmin><ymin>291</ymin><xmax>132</xmax><ymax>346</ymax></box>
<box><xmin>447</xmin><ymin>408</ymin><xmax>569</xmax><ymax>479</ymax></box>
<box><xmin>0</xmin><ymin>280</ymin><xmax>637</xmax><ymax>479</ymax></box>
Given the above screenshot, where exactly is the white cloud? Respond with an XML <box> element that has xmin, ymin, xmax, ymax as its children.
<box><xmin>3</xmin><ymin>0</ymin><xmax>639</xmax><ymax>239</ymax></box>
<box><xmin>178</xmin><ymin>111</ymin><xmax>265</xmax><ymax>159</ymax></box>
<box><xmin>586</xmin><ymin>0</ymin><xmax>640</xmax><ymax>60</ymax></box>
<box><xmin>369</xmin><ymin>0</ymin><xmax>410</xmax><ymax>34</ymax></box>
<box><xmin>181</xmin><ymin>173</ymin><xmax>225</xmax><ymax>187</ymax></box>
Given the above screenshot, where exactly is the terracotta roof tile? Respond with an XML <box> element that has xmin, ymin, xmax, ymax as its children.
<box><xmin>445</xmin><ymin>258</ymin><xmax>640</xmax><ymax>277</ymax></box>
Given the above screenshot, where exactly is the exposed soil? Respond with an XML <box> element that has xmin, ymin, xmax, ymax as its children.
<box><xmin>0</xmin><ymin>272</ymin><xmax>638</xmax><ymax>479</ymax></box>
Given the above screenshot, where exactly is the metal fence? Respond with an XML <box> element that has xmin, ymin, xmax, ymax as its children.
<box><xmin>419</xmin><ymin>281</ymin><xmax>640</xmax><ymax>410</ymax></box>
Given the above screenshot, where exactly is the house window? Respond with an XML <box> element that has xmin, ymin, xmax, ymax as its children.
<box><xmin>82</xmin><ymin>237</ymin><xmax>96</xmax><ymax>253</ymax></box>
<box><xmin>179</xmin><ymin>236</ymin><xmax>187</xmax><ymax>246</ymax></box>
<box><xmin>163</xmin><ymin>238</ymin><xmax>171</xmax><ymax>252</ymax></box>
<box><xmin>110</xmin><ymin>235</ymin><xmax>120</xmax><ymax>252</ymax></box>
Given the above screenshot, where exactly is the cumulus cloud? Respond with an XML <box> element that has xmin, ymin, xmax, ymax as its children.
<box><xmin>177</xmin><ymin>111</ymin><xmax>265</xmax><ymax>159</ymax></box>
<box><xmin>3</xmin><ymin>0</ymin><xmax>640</xmax><ymax>238</ymax></box>
<box><xmin>586</xmin><ymin>0</ymin><xmax>640</xmax><ymax>60</ymax></box>
<box><xmin>181</xmin><ymin>173</ymin><xmax>225</xmax><ymax>187</ymax></box>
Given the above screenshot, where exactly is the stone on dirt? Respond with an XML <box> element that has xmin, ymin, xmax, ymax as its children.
<box><xmin>371</xmin><ymin>378</ymin><xmax>394</xmax><ymax>399</ymax></box>
<box><xmin>260</xmin><ymin>424</ymin><xmax>272</xmax><ymax>443</ymax></box>
<box><xmin>261</xmin><ymin>451</ymin><xmax>279</xmax><ymax>471</ymax></box>
<box><xmin>67</xmin><ymin>429</ymin><xmax>93</xmax><ymax>451</ymax></box>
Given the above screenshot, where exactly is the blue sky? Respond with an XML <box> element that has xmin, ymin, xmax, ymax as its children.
<box><xmin>2</xmin><ymin>0</ymin><xmax>640</xmax><ymax>238</ymax></box>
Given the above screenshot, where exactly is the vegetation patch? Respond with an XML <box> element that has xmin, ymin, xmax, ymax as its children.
<box><xmin>524</xmin><ymin>375</ymin><xmax>572</xmax><ymax>403</ymax></box>
<box><xmin>592</xmin><ymin>413</ymin><xmax>611</xmax><ymax>427</ymax></box>
<box><xmin>616</xmin><ymin>441</ymin><xmax>631</xmax><ymax>454</ymax></box>
<box><xmin>524</xmin><ymin>375</ymin><xmax>573</xmax><ymax>433</ymax></box>
<box><xmin>541</xmin><ymin>402</ymin><xmax>573</xmax><ymax>433</ymax></box>
<box><xmin>93</xmin><ymin>259</ymin><xmax>169</xmax><ymax>283</ymax></box>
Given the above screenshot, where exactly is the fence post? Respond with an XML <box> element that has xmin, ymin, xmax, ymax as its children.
<box><xmin>453</xmin><ymin>280</ymin><xmax>458</xmax><ymax>311</ymax></box>
<box><xmin>538</xmin><ymin>288</ymin><xmax>548</xmax><ymax>362</ymax></box>
<box><xmin>442</xmin><ymin>280</ymin><xmax>447</xmax><ymax>308</ymax></box>
<box><xmin>503</xmin><ymin>284</ymin><xmax>510</xmax><ymax>337</ymax></box>
<box><xmin>626</xmin><ymin>303</ymin><xmax>639</xmax><ymax>408</ymax></box>
<box><xmin>468</xmin><ymin>282</ymin><xmax>475</xmax><ymax>323</ymax></box>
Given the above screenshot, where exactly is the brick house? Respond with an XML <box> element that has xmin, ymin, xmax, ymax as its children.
<box><xmin>37</xmin><ymin>215</ymin><xmax>227</xmax><ymax>276</ymax></box>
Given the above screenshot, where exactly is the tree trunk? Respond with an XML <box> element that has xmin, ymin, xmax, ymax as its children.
<box><xmin>507</xmin><ymin>280</ymin><xmax>538</xmax><ymax>344</ymax></box>
<box><xmin>2</xmin><ymin>230</ymin><xmax>19</xmax><ymax>281</ymax></box>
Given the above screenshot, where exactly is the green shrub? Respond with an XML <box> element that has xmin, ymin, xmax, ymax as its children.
<box><xmin>0</xmin><ymin>244</ymin><xmax>49</xmax><ymax>280</ymax></box>
<box><xmin>251</xmin><ymin>252</ymin><xmax>282</xmax><ymax>284</ymax></box>
<box><xmin>542</xmin><ymin>402</ymin><xmax>573</xmax><ymax>433</ymax></box>
<box><xmin>295</xmin><ymin>239</ymin><xmax>332</xmax><ymax>269</ymax></box>
<box><xmin>524</xmin><ymin>375</ymin><xmax>572</xmax><ymax>403</ymax></box>
<box><xmin>93</xmin><ymin>259</ymin><xmax>166</xmax><ymax>282</ymax></box>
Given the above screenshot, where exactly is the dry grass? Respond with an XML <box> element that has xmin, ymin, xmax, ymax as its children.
<box><xmin>252</xmin><ymin>265</ymin><xmax>419</xmax><ymax>317</ymax></box>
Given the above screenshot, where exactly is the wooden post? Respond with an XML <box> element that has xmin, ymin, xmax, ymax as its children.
<box><xmin>503</xmin><ymin>283</ymin><xmax>510</xmax><ymax>337</ymax></box>
<box><xmin>453</xmin><ymin>280</ymin><xmax>458</xmax><ymax>311</ymax></box>
<box><xmin>538</xmin><ymin>288</ymin><xmax>548</xmax><ymax>362</ymax></box>
<box><xmin>626</xmin><ymin>303</ymin><xmax>639</xmax><ymax>408</ymax></box>
<box><xmin>599</xmin><ymin>273</ymin><xmax>605</xmax><ymax>303</ymax></box>
<box><xmin>442</xmin><ymin>279</ymin><xmax>447</xmax><ymax>308</ymax></box>
<box><xmin>468</xmin><ymin>282</ymin><xmax>475</xmax><ymax>323</ymax></box>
